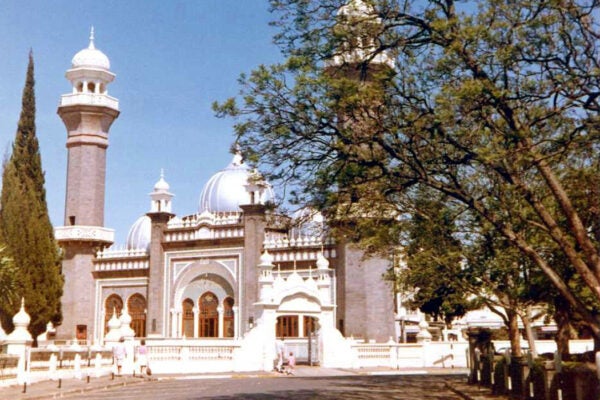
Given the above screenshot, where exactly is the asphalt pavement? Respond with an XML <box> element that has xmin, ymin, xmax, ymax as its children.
<box><xmin>0</xmin><ymin>367</ymin><xmax>506</xmax><ymax>400</ymax></box>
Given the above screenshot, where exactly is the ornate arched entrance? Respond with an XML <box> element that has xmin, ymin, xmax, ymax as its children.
<box><xmin>171</xmin><ymin>261</ymin><xmax>238</xmax><ymax>338</ymax></box>
<box><xmin>199</xmin><ymin>292</ymin><xmax>219</xmax><ymax>337</ymax></box>
<box><xmin>128</xmin><ymin>293</ymin><xmax>146</xmax><ymax>338</ymax></box>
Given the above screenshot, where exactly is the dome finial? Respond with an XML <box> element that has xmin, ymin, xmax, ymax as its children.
<box><xmin>160</xmin><ymin>168</ymin><xmax>165</xmax><ymax>179</ymax></box>
<box><xmin>89</xmin><ymin>26</ymin><xmax>96</xmax><ymax>50</ymax></box>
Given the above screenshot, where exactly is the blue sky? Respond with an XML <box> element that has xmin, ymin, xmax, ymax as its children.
<box><xmin>0</xmin><ymin>1</ymin><xmax>282</xmax><ymax>244</ymax></box>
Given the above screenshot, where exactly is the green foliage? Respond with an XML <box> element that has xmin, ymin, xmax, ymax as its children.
<box><xmin>0</xmin><ymin>52</ymin><xmax>63</xmax><ymax>338</ymax></box>
<box><xmin>399</xmin><ymin>188</ymin><xmax>477</xmax><ymax>324</ymax></box>
<box><xmin>0</xmin><ymin>246</ymin><xmax>18</xmax><ymax>330</ymax></box>
<box><xmin>215</xmin><ymin>0</ymin><xmax>600</xmax><ymax>343</ymax></box>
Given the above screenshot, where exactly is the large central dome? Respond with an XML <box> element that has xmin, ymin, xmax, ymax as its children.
<box><xmin>198</xmin><ymin>154</ymin><xmax>275</xmax><ymax>213</ymax></box>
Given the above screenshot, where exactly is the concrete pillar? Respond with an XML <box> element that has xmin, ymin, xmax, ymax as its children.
<box><xmin>218</xmin><ymin>306</ymin><xmax>224</xmax><ymax>338</ymax></box>
<box><xmin>193</xmin><ymin>307</ymin><xmax>199</xmax><ymax>338</ymax></box>
<box><xmin>232</xmin><ymin>306</ymin><xmax>239</xmax><ymax>338</ymax></box>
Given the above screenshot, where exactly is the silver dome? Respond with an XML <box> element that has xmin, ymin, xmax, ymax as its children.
<box><xmin>198</xmin><ymin>154</ymin><xmax>275</xmax><ymax>213</ymax></box>
<box><xmin>126</xmin><ymin>215</ymin><xmax>151</xmax><ymax>250</ymax></box>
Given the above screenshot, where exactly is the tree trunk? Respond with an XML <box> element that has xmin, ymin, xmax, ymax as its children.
<box><xmin>521</xmin><ymin>305</ymin><xmax>537</xmax><ymax>358</ymax></box>
<box><xmin>554</xmin><ymin>297</ymin><xmax>573</xmax><ymax>357</ymax></box>
<box><xmin>507</xmin><ymin>309</ymin><xmax>522</xmax><ymax>357</ymax></box>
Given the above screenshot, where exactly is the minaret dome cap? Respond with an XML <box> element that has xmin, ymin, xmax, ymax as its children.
<box><xmin>71</xmin><ymin>27</ymin><xmax>111</xmax><ymax>70</ymax></box>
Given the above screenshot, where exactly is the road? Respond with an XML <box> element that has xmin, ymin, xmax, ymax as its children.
<box><xmin>59</xmin><ymin>374</ymin><xmax>467</xmax><ymax>400</ymax></box>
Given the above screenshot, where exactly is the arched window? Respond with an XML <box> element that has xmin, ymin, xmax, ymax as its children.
<box><xmin>76</xmin><ymin>82</ymin><xmax>84</xmax><ymax>93</ymax></box>
<box><xmin>128</xmin><ymin>293</ymin><xmax>146</xmax><ymax>338</ymax></box>
<box><xmin>199</xmin><ymin>292</ymin><xmax>219</xmax><ymax>337</ymax></box>
<box><xmin>104</xmin><ymin>294</ymin><xmax>123</xmax><ymax>334</ymax></box>
<box><xmin>223</xmin><ymin>297</ymin><xmax>234</xmax><ymax>338</ymax></box>
<box><xmin>276</xmin><ymin>315</ymin><xmax>298</xmax><ymax>338</ymax></box>
<box><xmin>87</xmin><ymin>82</ymin><xmax>95</xmax><ymax>93</ymax></box>
<box><xmin>303</xmin><ymin>316</ymin><xmax>317</xmax><ymax>337</ymax></box>
<box><xmin>182</xmin><ymin>298</ymin><xmax>194</xmax><ymax>338</ymax></box>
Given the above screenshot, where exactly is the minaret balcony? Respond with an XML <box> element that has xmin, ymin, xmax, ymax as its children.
<box><xmin>59</xmin><ymin>93</ymin><xmax>119</xmax><ymax>111</ymax></box>
<box><xmin>55</xmin><ymin>225</ymin><xmax>115</xmax><ymax>245</ymax></box>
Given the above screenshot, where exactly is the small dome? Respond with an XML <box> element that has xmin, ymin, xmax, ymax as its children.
<box><xmin>316</xmin><ymin>252</ymin><xmax>330</xmax><ymax>270</ymax></box>
<box><xmin>198</xmin><ymin>153</ymin><xmax>275</xmax><ymax>213</ymax></box>
<box><xmin>13</xmin><ymin>298</ymin><xmax>31</xmax><ymax>327</ymax></box>
<box><xmin>126</xmin><ymin>215</ymin><xmax>151</xmax><ymax>250</ymax></box>
<box><xmin>154</xmin><ymin>175</ymin><xmax>170</xmax><ymax>192</ymax></box>
<box><xmin>259</xmin><ymin>250</ymin><xmax>274</xmax><ymax>266</ymax></box>
<box><xmin>107</xmin><ymin>308</ymin><xmax>121</xmax><ymax>330</ymax></box>
<box><xmin>71</xmin><ymin>28</ymin><xmax>111</xmax><ymax>70</ymax></box>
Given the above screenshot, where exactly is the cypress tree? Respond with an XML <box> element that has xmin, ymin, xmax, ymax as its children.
<box><xmin>0</xmin><ymin>51</ymin><xmax>63</xmax><ymax>337</ymax></box>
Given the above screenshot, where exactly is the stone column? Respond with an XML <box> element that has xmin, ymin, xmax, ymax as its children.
<box><xmin>218</xmin><ymin>306</ymin><xmax>224</xmax><ymax>338</ymax></box>
<box><xmin>239</xmin><ymin>203</ymin><xmax>267</xmax><ymax>338</ymax></box>
<box><xmin>147</xmin><ymin>211</ymin><xmax>173</xmax><ymax>337</ymax></box>
<box><xmin>232</xmin><ymin>306</ymin><xmax>239</xmax><ymax>338</ymax></box>
<box><xmin>170</xmin><ymin>309</ymin><xmax>177</xmax><ymax>337</ymax></box>
<box><xmin>298</xmin><ymin>315</ymin><xmax>305</xmax><ymax>338</ymax></box>
<box><xmin>193</xmin><ymin>307</ymin><xmax>199</xmax><ymax>338</ymax></box>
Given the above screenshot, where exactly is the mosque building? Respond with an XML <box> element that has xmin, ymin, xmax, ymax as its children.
<box><xmin>53</xmin><ymin>22</ymin><xmax>396</xmax><ymax>346</ymax></box>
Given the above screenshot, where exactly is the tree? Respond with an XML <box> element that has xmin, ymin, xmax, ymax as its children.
<box><xmin>0</xmin><ymin>246</ymin><xmax>18</xmax><ymax>328</ymax></box>
<box><xmin>0</xmin><ymin>51</ymin><xmax>63</xmax><ymax>338</ymax></box>
<box><xmin>399</xmin><ymin>188</ymin><xmax>476</xmax><ymax>325</ymax></box>
<box><xmin>215</xmin><ymin>0</ymin><xmax>600</xmax><ymax>347</ymax></box>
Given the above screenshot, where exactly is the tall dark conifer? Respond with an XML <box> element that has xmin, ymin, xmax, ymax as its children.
<box><xmin>0</xmin><ymin>51</ymin><xmax>63</xmax><ymax>337</ymax></box>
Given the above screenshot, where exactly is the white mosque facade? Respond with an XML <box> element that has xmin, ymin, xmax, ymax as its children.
<box><xmin>53</xmin><ymin>30</ymin><xmax>397</xmax><ymax>350</ymax></box>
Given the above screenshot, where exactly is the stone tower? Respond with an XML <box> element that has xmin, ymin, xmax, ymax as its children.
<box><xmin>54</xmin><ymin>28</ymin><xmax>119</xmax><ymax>341</ymax></box>
<box><xmin>328</xmin><ymin>0</ymin><xmax>397</xmax><ymax>342</ymax></box>
<box><xmin>146</xmin><ymin>171</ymin><xmax>174</xmax><ymax>337</ymax></box>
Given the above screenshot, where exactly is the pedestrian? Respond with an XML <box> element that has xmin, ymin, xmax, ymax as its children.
<box><xmin>275</xmin><ymin>338</ymin><xmax>284</xmax><ymax>372</ymax></box>
<box><xmin>113</xmin><ymin>337</ymin><xmax>127</xmax><ymax>376</ymax></box>
<box><xmin>137</xmin><ymin>339</ymin><xmax>148</xmax><ymax>375</ymax></box>
<box><xmin>285</xmin><ymin>351</ymin><xmax>296</xmax><ymax>375</ymax></box>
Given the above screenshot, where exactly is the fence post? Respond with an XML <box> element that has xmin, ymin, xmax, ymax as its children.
<box><xmin>388</xmin><ymin>338</ymin><xmax>397</xmax><ymax>369</ymax></box>
<box><xmin>596</xmin><ymin>351</ymin><xmax>600</xmax><ymax>400</ymax></box>
<box><xmin>5</xmin><ymin>299</ymin><xmax>33</xmax><ymax>386</ymax></box>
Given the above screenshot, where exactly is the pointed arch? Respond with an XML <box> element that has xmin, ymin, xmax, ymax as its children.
<box><xmin>223</xmin><ymin>297</ymin><xmax>234</xmax><ymax>338</ymax></box>
<box><xmin>199</xmin><ymin>292</ymin><xmax>219</xmax><ymax>337</ymax></box>
<box><xmin>127</xmin><ymin>293</ymin><xmax>146</xmax><ymax>338</ymax></box>
<box><xmin>104</xmin><ymin>294</ymin><xmax>123</xmax><ymax>334</ymax></box>
<box><xmin>182</xmin><ymin>298</ymin><xmax>194</xmax><ymax>338</ymax></box>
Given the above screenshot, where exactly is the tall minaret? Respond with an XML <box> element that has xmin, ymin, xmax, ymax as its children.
<box><xmin>54</xmin><ymin>28</ymin><xmax>119</xmax><ymax>341</ymax></box>
<box><xmin>328</xmin><ymin>1</ymin><xmax>397</xmax><ymax>342</ymax></box>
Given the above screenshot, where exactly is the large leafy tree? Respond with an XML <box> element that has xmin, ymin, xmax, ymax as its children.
<box><xmin>215</xmin><ymin>0</ymin><xmax>600</xmax><ymax>347</ymax></box>
<box><xmin>0</xmin><ymin>52</ymin><xmax>63</xmax><ymax>338</ymax></box>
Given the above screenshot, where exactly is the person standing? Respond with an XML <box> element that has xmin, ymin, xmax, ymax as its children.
<box><xmin>137</xmin><ymin>339</ymin><xmax>148</xmax><ymax>375</ymax></box>
<box><xmin>113</xmin><ymin>337</ymin><xmax>127</xmax><ymax>376</ymax></box>
<box><xmin>285</xmin><ymin>351</ymin><xmax>296</xmax><ymax>375</ymax></box>
<box><xmin>275</xmin><ymin>338</ymin><xmax>284</xmax><ymax>372</ymax></box>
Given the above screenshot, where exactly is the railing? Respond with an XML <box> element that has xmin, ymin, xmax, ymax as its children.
<box><xmin>269</xmin><ymin>248</ymin><xmax>337</xmax><ymax>263</ymax></box>
<box><xmin>167</xmin><ymin>212</ymin><xmax>243</xmax><ymax>229</ymax></box>
<box><xmin>278</xmin><ymin>338</ymin><xmax>319</xmax><ymax>365</ymax></box>
<box><xmin>96</xmin><ymin>247</ymin><xmax>148</xmax><ymax>259</ymax></box>
<box><xmin>146</xmin><ymin>341</ymin><xmax>241</xmax><ymax>374</ymax></box>
<box><xmin>29</xmin><ymin>347</ymin><xmax>114</xmax><ymax>371</ymax></box>
<box><xmin>94</xmin><ymin>259</ymin><xmax>149</xmax><ymax>271</ymax></box>
<box><xmin>55</xmin><ymin>225</ymin><xmax>115</xmax><ymax>244</ymax></box>
<box><xmin>60</xmin><ymin>93</ymin><xmax>119</xmax><ymax>110</ymax></box>
<box><xmin>264</xmin><ymin>236</ymin><xmax>336</xmax><ymax>250</ymax></box>
<box><xmin>164</xmin><ymin>227</ymin><xmax>244</xmax><ymax>242</ymax></box>
<box><xmin>0</xmin><ymin>354</ymin><xmax>19</xmax><ymax>381</ymax></box>
<box><xmin>351</xmin><ymin>341</ymin><xmax>469</xmax><ymax>369</ymax></box>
